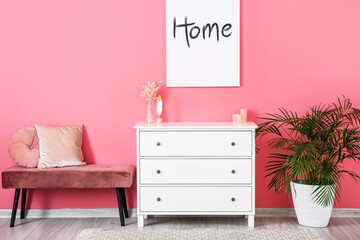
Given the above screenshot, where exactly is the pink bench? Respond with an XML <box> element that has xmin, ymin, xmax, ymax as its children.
<box><xmin>2</xmin><ymin>164</ymin><xmax>135</xmax><ymax>227</ymax></box>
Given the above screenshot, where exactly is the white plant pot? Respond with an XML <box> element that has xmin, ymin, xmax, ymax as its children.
<box><xmin>290</xmin><ymin>181</ymin><xmax>333</xmax><ymax>227</ymax></box>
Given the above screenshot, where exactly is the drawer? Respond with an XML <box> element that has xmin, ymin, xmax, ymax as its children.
<box><xmin>140</xmin><ymin>186</ymin><xmax>252</xmax><ymax>212</ymax></box>
<box><xmin>140</xmin><ymin>159</ymin><xmax>252</xmax><ymax>184</ymax></box>
<box><xmin>139</xmin><ymin>131</ymin><xmax>252</xmax><ymax>157</ymax></box>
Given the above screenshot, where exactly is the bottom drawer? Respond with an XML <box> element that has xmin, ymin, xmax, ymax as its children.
<box><xmin>140</xmin><ymin>186</ymin><xmax>252</xmax><ymax>212</ymax></box>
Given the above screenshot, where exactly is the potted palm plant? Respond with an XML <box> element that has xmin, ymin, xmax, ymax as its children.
<box><xmin>256</xmin><ymin>97</ymin><xmax>360</xmax><ymax>227</ymax></box>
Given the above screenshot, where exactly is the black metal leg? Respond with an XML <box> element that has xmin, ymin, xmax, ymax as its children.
<box><xmin>119</xmin><ymin>188</ymin><xmax>129</xmax><ymax>218</ymax></box>
<box><xmin>21</xmin><ymin>189</ymin><xmax>27</xmax><ymax>219</ymax></box>
<box><xmin>116</xmin><ymin>188</ymin><xmax>125</xmax><ymax>226</ymax></box>
<box><xmin>10</xmin><ymin>189</ymin><xmax>21</xmax><ymax>227</ymax></box>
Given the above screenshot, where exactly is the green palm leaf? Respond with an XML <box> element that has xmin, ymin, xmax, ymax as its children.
<box><xmin>257</xmin><ymin>96</ymin><xmax>360</xmax><ymax>207</ymax></box>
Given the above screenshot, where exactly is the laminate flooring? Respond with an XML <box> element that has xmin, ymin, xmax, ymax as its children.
<box><xmin>1</xmin><ymin>216</ymin><xmax>359</xmax><ymax>240</ymax></box>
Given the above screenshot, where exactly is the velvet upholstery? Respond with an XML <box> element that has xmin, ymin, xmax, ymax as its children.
<box><xmin>36</xmin><ymin>124</ymin><xmax>85</xmax><ymax>169</ymax></box>
<box><xmin>2</xmin><ymin>164</ymin><xmax>135</xmax><ymax>189</ymax></box>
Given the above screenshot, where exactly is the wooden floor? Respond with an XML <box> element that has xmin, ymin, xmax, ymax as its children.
<box><xmin>1</xmin><ymin>216</ymin><xmax>359</xmax><ymax>240</ymax></box>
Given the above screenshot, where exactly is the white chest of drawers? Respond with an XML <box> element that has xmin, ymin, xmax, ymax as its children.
<box><xmin>134</xmin><ymin>122</ymin><xmax>258</xmax><ymax>228</ymax></box>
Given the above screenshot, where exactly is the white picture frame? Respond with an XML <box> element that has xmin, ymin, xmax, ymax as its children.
<box><xmin>166</xmin><ymin>0</ymin><xmax>240</xmax><ymax>87</ymax></box>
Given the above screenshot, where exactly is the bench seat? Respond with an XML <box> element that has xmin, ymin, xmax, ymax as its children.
<box><xmin>2</xmin><ymin>164</ymin><xmax>134</xmax><ymax>189</ymax></box>
<box><xmin>2</xmin><ymin>164</ymin><xmax>135</xmax><ymax>227</ymax></box>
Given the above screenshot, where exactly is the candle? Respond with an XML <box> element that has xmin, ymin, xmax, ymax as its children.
<box><xmin>240</xmin><ymin>109</ymin><xmax>248</xmax><ymax>123</ymax></box>
<box><xmin>233</xmin><ymin>114</ymin><xmax>241</xmax><ymax>125</ymax></box>
<box><xmin>157</xmin><ymin>95</ymin><xmax>163</xmax><ymax>125</ymax></box>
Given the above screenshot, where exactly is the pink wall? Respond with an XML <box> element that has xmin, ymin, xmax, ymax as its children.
<box><xmin>1</xmin><ymin>0</ymin><xmax>360</xmax><ymax>210</ymax></box>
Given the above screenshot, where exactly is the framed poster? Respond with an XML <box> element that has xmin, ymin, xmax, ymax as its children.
<box><xmin>166</xmin><ymin>0</ymin><xmax>240</xmax><ymax>87</ymax></box>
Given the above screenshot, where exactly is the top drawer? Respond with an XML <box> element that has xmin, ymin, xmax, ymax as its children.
<box><xmin>139</xmin><ymin>131</ymin><xmax>252</xmax><ymax>157</ymax></box>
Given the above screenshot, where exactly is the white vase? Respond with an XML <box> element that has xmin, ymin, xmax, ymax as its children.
<box><xmin>290</xmin><ymin>181</ymin><xmax>333</xmax><ymax>227</ymax></box>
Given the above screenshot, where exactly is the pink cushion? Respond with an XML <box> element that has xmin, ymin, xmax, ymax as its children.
<box><xmin>36</xmin><ymin>124</ymin><xmax>86</xmax><ymax>169</ymax></box>
<box><xmin>8</xmin><ymin>127</ymin><xmax>40</xmax><ymax>168</ymax></box>
<box><xmin>2</xmin><ymin>164</ymin><xmax>135</xmax><ymax>189</ymax></box>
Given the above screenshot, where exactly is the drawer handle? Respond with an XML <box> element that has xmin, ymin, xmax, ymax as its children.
<box><xmin>156</xmin><ymin>142</ymin><xmax>161</xmax><ymax>146</ymax></box>
<box><xmin>156</xmin><ymin>170</ymin><xmax>161</xmax><ymax>174</ymax></box>
<box><xmin>231</xmin><ymin>142</ymin><xmax>236</xmax><ymax>146</ymax></box>
<box><xmin>231</xmin><ymin>197</ymin><xmax>236</xmax><ymax>202</ymax></box>
<box><xmin>231</xmin><ymin>170</ymin><xmax>236</xmax><ymax>174</ymax></box>
<box><xmin>157</xmin><ymin>197</ymin><xmax>161</xmax><ymax>202</ymax></box>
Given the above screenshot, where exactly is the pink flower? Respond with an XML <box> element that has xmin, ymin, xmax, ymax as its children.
<box><xmin>140</xmin><ymin>81</ymin><xmax>160</xmax><ymax>101</ymax></box>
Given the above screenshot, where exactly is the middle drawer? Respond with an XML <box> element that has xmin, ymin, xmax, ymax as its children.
<box><xmin>140</xmin><ymin>159</ymin><xmax>252</xmax><ymax>184</ymax></box>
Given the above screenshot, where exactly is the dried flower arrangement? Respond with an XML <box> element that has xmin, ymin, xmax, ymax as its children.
<box><xmin>140</xmin><ymin>81</ymin><xmax>161</xmax><ymax>123</ymax></box>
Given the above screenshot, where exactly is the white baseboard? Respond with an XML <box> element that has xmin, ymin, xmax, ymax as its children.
<box><xmin>0</xmin><ymin>208</ymin><xmax>137</xmax><ymax>219</ymax></box>
<box><xmin>0</xmin><ymin>208</ymin><xmax>359</xmax><ymax>219</ymax></box>
<box><xmin>256</xmin><ymin>208</ymin><xmax>360</xmax><ymax>218</ymax></box>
